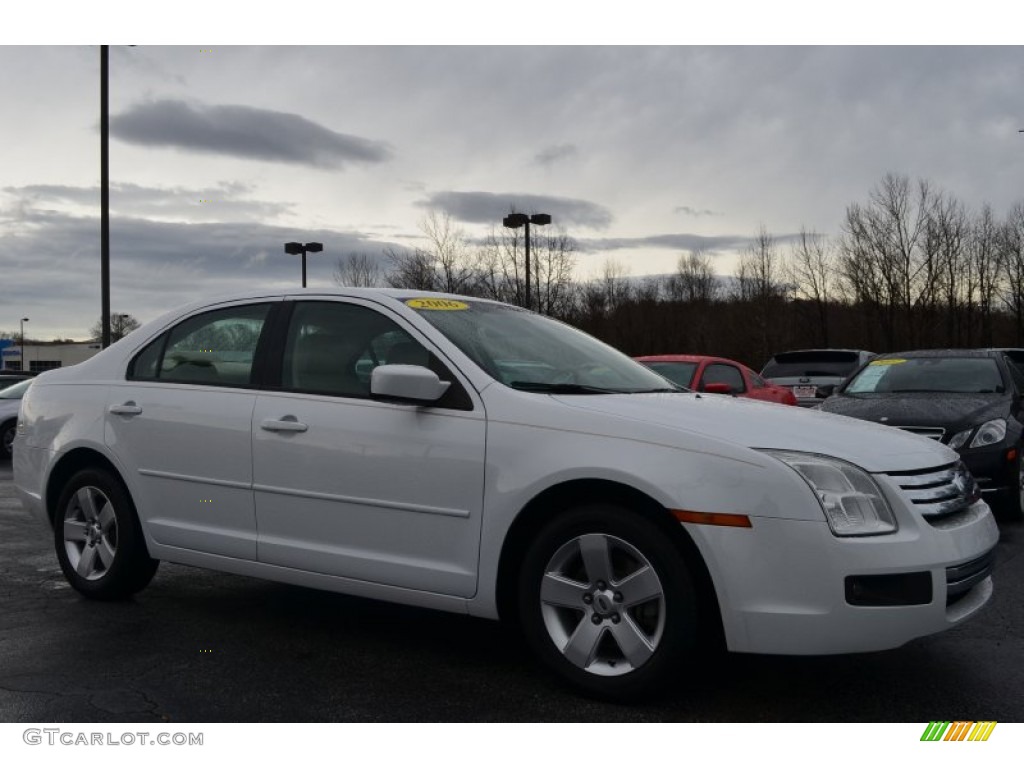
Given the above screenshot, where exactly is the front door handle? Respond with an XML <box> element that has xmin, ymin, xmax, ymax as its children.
<box><xmin>109</xmin><ymin>402</ymin><xmax>143</xmax><ymax>416</ymax></box>
<box><xmin>260</xmin><ymin>417</ymin><xmax>308</xmax><ymax>433</ymax></box>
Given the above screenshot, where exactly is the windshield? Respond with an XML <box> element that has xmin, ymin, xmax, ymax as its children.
<box><xmin>844</xmin><ymin>357</ymin><xmax>1005</xmax><ymax>395</ymax></box>
<box><xmin>0</xmin><ymin>378</ymin><xmax>32</xmax><ymax>399</ymax></box>
<box><xmin>639</xmin><ymin>361</ymin><xmax>697</xmax><ymax>389</ymax></box>
<box><xmin>762</xmin><ymin>351</ymin><xmax>862</xmax><ymax>378</ymax></box>
<box><xmin>404</xmin><ymin>298</ymin><xmax>680</xmax><ymax>394</ymax></box>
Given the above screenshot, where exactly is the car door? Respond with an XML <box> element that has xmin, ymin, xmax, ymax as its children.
<box><xmin>106</xmin><ymin>301</ymin><xmax>278</xmax><ymax>560</ymax></box>
<box><xmin>745</xmin><ymin>370</ymin><xmax>780</xmax><ymax>403</ymax></box>
<box><xmin>251</xmin><ymin>298</ymin><xmax>486</xmax><ymax>597</ymax></box>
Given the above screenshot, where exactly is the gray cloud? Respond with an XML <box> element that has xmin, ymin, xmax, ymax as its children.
<box><xmin>110</xmin><ymin>99</ymin><xmax>392</xmax><ymax>168</ymax></box>
<box><xmin>576</xmin><ymin>233</ymin><xmax>753</xmax><ymax>253</ymax></box>
<box><xmin>7</xmin><ymin>182</ymin><xmax>293</xmax><ymax>221</ymax></box>
<box><xmin>533</xmin><ymin>143</ymin><xmax>578</xmax><ymax>167</ymax></box>
<box><xmin>418</xmin><ymin>190</ymin><xmax>612</xmax><ymax>229</ymax></box>
<box><xmin>674</xmin><ymin>205</ymin><xmax>723</xmax><ymax>218</ymax></box>
<box><xmin>0</xmin><ymin>202</ymin><xmax>400</xmax><ymax>338</ymax></box>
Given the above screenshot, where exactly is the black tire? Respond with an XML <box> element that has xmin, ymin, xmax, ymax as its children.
<box><xmin>518</xmin><ymin>504</ymin><xmax>698</xmax><ymax>701</ymax></box>
<box><xmin>1</xmin><ymin>419</ymin><xmax>15</xmax><ymax>461</ymax></box>
<box><xmin>53</xmin><ymin>468</ymin><xmax>158</xmax><ymax>600</ymax></box>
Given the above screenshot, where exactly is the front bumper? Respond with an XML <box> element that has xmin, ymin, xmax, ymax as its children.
<box><xmin>686</xmin><ymin>497</ymin><xmax>999</xmax><ymax>655</ymax></box>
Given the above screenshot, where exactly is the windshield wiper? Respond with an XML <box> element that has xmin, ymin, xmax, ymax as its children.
<box><xmin>509</xmin><ymin>382</ymin><xmax>625</xmax><ymax>394</ymax></box>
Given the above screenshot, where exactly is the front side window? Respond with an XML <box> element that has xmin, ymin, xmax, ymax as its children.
<box><xmin>282</xmin><ymin>302</ymin><xmax>434</xmax><ymax>398</ymax></box>
<box><xmin>129</xmin><ymin>303</ymin><xmax>271</xmax><ymax>387</ymax></box>
<box><xmin>702</xmin><ymin>363</ymin><xmax>746</xmax><ymax>393</ymax></box>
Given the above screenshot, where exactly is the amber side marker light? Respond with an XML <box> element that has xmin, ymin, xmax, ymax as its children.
<box><xmin>1006</xmin><ymin>448</ymin><xmax>1017</xmax><ymax>463</ymax></box>
<box><xmin>672</xmin><ymin>510</ymin><xmax>752</xmax><ymax>528</ymax></box>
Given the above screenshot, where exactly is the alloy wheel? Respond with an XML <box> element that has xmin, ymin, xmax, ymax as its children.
<box><xmin>539</xmin><ymin>533</ymin><xmax>665</xmax><ymax>676</ymax></box>
<box><xmin>62</xmin><ymin>486</ymin><xmax>119</xmax><ymax>581</ymax></box>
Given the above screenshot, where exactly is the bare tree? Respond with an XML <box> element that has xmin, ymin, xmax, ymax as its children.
<box><xmin>668</xmin><ymin>249</ymin><xmax>717</xmax><ymax>304</ymax></box>
<box><xmin>419</xmin><ymin>209</ymin><xmax>477</xmax><ymax>294</ymax></box>
<box><xmin>839</xmin><ymin>174</ymin><xmax>936</xmax><ymax>348</ymax></box>
<box><xmin>970</xmin><ymin>204</ymin><xmax>1002</xmax><ymax>346</ymax></box>
<box><xmin>530</xmin><ymin>228</ymin><xmax>578</xmax><ymax>316</ymax></box>
<box><xmin>786</xmin><ymin>228</ymin><xmax>835</xmax><ymax>346</ymax></box>
<box><xmin>1000</xmin><ymin>202</ymin><xmax>1024</xmax><ymax>343</ymax></box>
<box><xmin>89</xmin><ymin>313</ymin><xmax>140</xmax><ymax>342</ymax></box>
<box><xmin>333</xmin><ymin>252</ymin><xmax>384</xmax><ymax>288</ymax></box>
<box><xmin>383</xmin><ymin>246</ymin><xmax>437</xmax><ymax>291</ymax></box>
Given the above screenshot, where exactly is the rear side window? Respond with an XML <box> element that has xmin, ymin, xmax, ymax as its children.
<box><xmin>762</xmin><ymin>351</ymin><xmax>862</xmax><ymax>378</ymax></box>
<box><xmin>128</xmin><ymin>304</ymin><xmax>271</xmax><ymax>387</ymax></box>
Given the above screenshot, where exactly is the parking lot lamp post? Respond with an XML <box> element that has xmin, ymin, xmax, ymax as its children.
<box><xmin>502</xmin><ymin>213</ymin><xmax>551</xmax><ymax>311</ymax></box>
<box><xmin>20</xmin><ymin>317</ymin><xmax>28</xmax><ymax>372</ymax></box>
<box><xmin>285</xmin><ymin>242</ymin><xmax>324</xmax><ymax>288</ymax></box>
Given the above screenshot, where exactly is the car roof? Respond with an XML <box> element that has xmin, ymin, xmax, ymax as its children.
<box><xmin>877</xmin><ymin>349</ymin><xmax>1002</xmax><ymax>359</ymax></box>
<box><xmin>766</xmin><ymin>348</ymin><xmax>873</xmax><ymax>358</ymax></box>
<box><xmin>634</xmin><ymin>354</ymin><xmax>751</xmax><ymax>368</ymax></box>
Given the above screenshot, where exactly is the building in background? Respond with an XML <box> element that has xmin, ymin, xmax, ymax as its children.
<box><xmin>1</xmin><ymin>340</ymin><xmax>102</xmax><ymax>372</ymax></box>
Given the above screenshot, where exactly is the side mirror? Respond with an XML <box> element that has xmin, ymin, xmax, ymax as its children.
<box><xmin>371</xmin><ymin>364</ymin><xmax>450</xmax><ymax>403</ymax></box>
<box><xmin>816</xmin><ymin>384</ymin><xmax>836</xmax><ymax>398</ymax></box>
<box><xmin>703</xmin><ymin>382</ymin><xmax>734</xmax><ymax>395</ymax></box>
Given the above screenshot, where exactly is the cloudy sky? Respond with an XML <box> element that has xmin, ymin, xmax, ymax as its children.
<box><xmin>2</xmin><ymin>38</ymin><xmax>1023</xmax><ymax>338</ymax></box>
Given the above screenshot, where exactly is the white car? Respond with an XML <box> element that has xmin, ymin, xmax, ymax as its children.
<box><xmin>14</xmin><ymin>290</ymin><xmax>999</xmax><ymax>699</ymax></box>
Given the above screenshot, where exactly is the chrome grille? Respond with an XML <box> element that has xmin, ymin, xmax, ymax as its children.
<box><xmin>894</xmin><ymin>426</ymin><xmax>945</xmax><ymax>441</ymax></box>
<box><xmin>885</xmin><ymin>462</ymin><xmax>980</xmax><ymax>522</ymax></box>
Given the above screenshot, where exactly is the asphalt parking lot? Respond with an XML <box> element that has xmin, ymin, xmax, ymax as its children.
<box><xmin>1</xmin><ymin>461</ymin><xmax>1021</xmax><ymax>722</ymax></box>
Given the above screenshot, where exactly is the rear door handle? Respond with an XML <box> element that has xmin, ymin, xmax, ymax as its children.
<box><xmin>260</xmin><ymin>417</ymin><xmax>308</xmax><ymax>433</ymax></box>
<box><xmin>109</xmin><ymin>402</ymin><xmax>143</xmax><ymax>415</ymax></box>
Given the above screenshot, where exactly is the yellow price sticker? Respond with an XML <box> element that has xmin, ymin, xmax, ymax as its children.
<box><xmin>405</xmin><ymin>298</ymin><xmax>469</xmax><ymax>311</ymax></box>
<box><xmin>869</xmin><ymin>358</ymin><xmax>907</xmax><ymax>366</ymax></box>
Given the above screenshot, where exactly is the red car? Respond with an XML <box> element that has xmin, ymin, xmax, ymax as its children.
<box><xmin>635</xmin><ymin>354</ymin><xmax>798</xmax><ymax>406</ymax></box>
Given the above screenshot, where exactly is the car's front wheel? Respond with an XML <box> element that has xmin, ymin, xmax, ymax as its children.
<box><xmin>518</xmin><ymin>504</ymin><xmax>698</xmax><ymax>700</ymax></box>
<box><xmin>54</xmin><ymin>468</ymin><xmax>158</xmax><ymax>599</ymax></box>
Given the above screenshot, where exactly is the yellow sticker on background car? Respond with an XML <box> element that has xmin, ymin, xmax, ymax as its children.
<box><xmin>869</xmin><ymin>358</ymin><xmax>907</xmax><ymax>366</ymax></box>
<box><xmin>405</xmin><ymin>298</ymin><xmax>469</xmax><ymax>311</ymax></box>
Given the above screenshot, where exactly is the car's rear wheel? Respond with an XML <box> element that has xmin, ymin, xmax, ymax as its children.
<box><xmin>518</xmin><ymin>504</ymin><xmax>697</xmax><ymax>700</ymax></box>
<box><xmin>54</xmin><ymin>468</ymin><xmax>158</xmax><ymax>599</ymax></box>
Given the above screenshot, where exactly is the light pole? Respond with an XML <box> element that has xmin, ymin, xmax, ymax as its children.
<box><xmin>101</xmin><ymin>45</ymin><xmax>110</xmax><ymax>348</ymax></box>
<box><xmin>502</xmin><ymin>213</ymin><xmax>551</xmax><ymax>311</ymax></box>
<box><xmin>285</xmin><ymin>242</ymin><xmax>324</xmax><ymax>288</ymax></box>
<box><xmin>19</xmin><ymin>318</ymin><xmax>28</xmax><ymax>373</ymax></box>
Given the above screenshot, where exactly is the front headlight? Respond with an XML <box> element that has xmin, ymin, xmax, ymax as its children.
<box><xmin>948</xmin><ymin>418</ymin><xmax>1006</xmax><ymax>450</ymax></box>
<box><xmin>760</xmin><ymin>450</ymin><xmax>898</xmax><ymax>536</ymax></box>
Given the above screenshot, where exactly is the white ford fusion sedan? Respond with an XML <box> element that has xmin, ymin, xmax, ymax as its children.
<box><xmin>14</xmin><ymin>290</ymin><xmax>999</xmax><ymax>699</ymax></box>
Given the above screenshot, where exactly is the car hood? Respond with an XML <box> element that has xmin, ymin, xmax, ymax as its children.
<box><xmin>819</xmin><ymin>393</ymin><xmax>1011</xmax><ymax>432</ymax></box>
<box><xmin>551</xmin><ymin>392</ymin><xmax>958</xmax><ymax>473</ymax></box>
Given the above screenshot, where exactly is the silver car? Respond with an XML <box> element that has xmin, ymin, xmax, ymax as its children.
<box><xmin>761</xmin><ymin>349</ymin><xmax>875</xmax><ymax>407</ymax></box>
